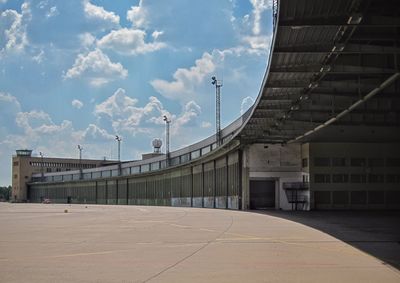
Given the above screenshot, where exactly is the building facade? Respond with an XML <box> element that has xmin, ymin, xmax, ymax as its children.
<box><xmin>11</xmin><ymin>149</ymin><xmax>116</xmax><ymax>202</ymax></box>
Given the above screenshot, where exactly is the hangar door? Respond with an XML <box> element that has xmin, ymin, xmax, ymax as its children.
<box><xmin>249</xmin><ymin>180</ymin><xmax>275</xmax><ymax>209</ymax></box>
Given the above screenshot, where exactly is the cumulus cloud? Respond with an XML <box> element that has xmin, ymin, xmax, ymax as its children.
<box><xmin>46</xmin><ymin>6</ymin><xmax>59</xmax><ymax>18</ymax></box>
<box><xmin>0</xmin><ymin>92</ymin><xmax>22</xmax><ymax>134</ymax></box>
<box><xmin>32</xmin><ymin>49</ymin><xmax>45</xmax><ymax>63</ymax></box>
<box><xmin>72</xmin><ymin>99</ymin><xmax>83</xmax><ymax>109</ymax></box>
<box><xmin>0</xmin><ymin>9</ymin><xmax>28</xmax><ymax>54</ymax></box>
<box><xmin>126</xmin><ymin>0</ymin><xmax>147</xmax><ymax>28</ymax></box>
<box><xmin>172</xmin><ymin>101</ymin><xmax>201</xmax><ymax>134</ymax></box>
<box><xmin>97</xmin><ymin>28</ymin><xmax>166</xmax><ymax>55</ymax></box>
<box><xmin>151</xmin><ymin>51</ymin><xmax>221</xmax><ymax>102</ymax></box>
<box><xmin>242</xmin><ymin>35</ymin><xmax>271</xmax><ymax>52</ymax></box>
<box><xmin>80</xmin><ymin>123</ymin><xmax>115</xmax><ymax>143</ymax></box>
<box><xmin>84</xmin><ymin>0</ymin><xmax>119</xmax><ymax>27</ymax></box>
<box><xmin>64</xmin><ymin>49</ymin><xmax>128</xmax><ymax>86</ymax></box>
<box><xmin>94</xmin><ymin>88</ymin><xmax>167</xmax><ymax>134</ymax></box>
<box><xmin>0</xmin><ymin>92</ymin><xmax>21</xmax><ymax>113</ymax></box>
<box><xmin>250</xmin><ymin>0</ymin><xmax>272</xmax><ymax>35</ymax></box>
<box><xmin>201</xmin><ymin>121</ymin><xmax>212</xmax><ymax>128</ymax></box>
<box><xmin>240</xmin><ymin>96</ymin><xmax>254</xmax><ymax>114</ymax></box>
<box><xmin>79</xmin><ymin>32</ymin><xmax>96</xmax><ymax>48</ymax></box>
<box><xmin>151</xmin><ymin>30</ymin><xmax>163</xmax><ymax>40</ymax></box>
<box><xmin>94</xmin><ymin>88</ymin><xmax>201</xmax><ymax>138</ymax></box>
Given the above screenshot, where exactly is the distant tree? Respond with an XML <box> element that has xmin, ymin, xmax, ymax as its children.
<box><xmin>0</xmin><ymin>186</ymin><xmax>11</xmax><ymax>201</ymax></box>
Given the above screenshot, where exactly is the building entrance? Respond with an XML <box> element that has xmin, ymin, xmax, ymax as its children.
<box><xmin>249</xmin><ymin>180</ymin><xmax>275</xmax><ymax>209</ymax></box>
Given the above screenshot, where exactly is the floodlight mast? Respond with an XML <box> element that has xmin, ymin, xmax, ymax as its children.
<box><xmin>212</xmin><ymin>76</ymin><xmax>223</xmax><ymax>146</ymax></box>
<box><xmin>77</xmin><ymin>145</ymin><xmax>83</xmax><ymax>179</ymax></box>
<box><xmin>39</xmin><ymin>151</ymin><xmax>44</xmax><ymax>181</ymax></box>
<box><xmin>163</xmin><ymin>115</ymin><xmax>171</xmax><ymax>166</ymax></box>
<box><xmin>115</xmin><ymin>135</ymin><xmax>122</xmax><ymax>176</ymax></box>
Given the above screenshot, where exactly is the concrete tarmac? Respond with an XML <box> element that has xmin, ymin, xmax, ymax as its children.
<box><xmin>0</xmin><ymin>203</ymin><xmax>399</xmax><ymax>283</ymax></box>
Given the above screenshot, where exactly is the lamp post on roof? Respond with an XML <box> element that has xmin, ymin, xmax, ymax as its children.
<box><xmin>77</xmin><ymin>145</ymin><xmax>83</xmax><ymax>179</ymax></box>
<box><xmin>115</xmin><ymin>135</ymin><xmax>122</xmax><ymax>176</ymax></box>
<box><xmin>212</xmin><ymin>76</ymin><xmax>223</xmax><ymax>146</ymax></box>
<box><xmin>115</xmin><ymin>135</ymin><xmax>121</xmax><ymax>162</ymax></box>
<box><xmin>163</xmin><ymin>115</ymin><xmax>171</xmax><ymax>166</ymax></box>
<box><xmin>39</xmin><ymin>151</ymin><xmax>44</xmax><ymax>182</ymax></box>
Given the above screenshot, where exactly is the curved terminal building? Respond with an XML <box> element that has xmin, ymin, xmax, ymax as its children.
<box><xmin>13</xmin><ymin>0</ymin><xmax>400</xmax><ymax>210</ymax></box>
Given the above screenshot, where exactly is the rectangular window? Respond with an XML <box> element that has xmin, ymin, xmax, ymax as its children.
<box><xmin>314</xmin><ymin>157</ymin><xmax>330</xmax><ymax>167</ymax></box>
<box><xmin>13</xmin><ymin>174</ymin><xmax>18</xmax><ymax>179</ymax></box>
<box><xmin>368</xmin><ymin>158</ymin><xmax>384</xmax><ymax>167</ymax></box>
<box><xmin>201</xmin><ymin>146</ymin><xmax>211</xmax><ymax>155</ymax></box>
<box><xmin>13</xmin><ymin>161</ymin><xmax>19</xmax><ymax>166</ymax></box>
<box><xmin>170</xmin><ymin>157</ymin><xmax>180</xmax><ymax>166</ymax></box>
<box><xmin>368</xmin><ymin>174</ymin><xmax>384</xmax><ymax>183</ymax></box>
<box><xmin>350</xmin><ymin>174</ymin><xmax>367</xmax><ymax>183</ymax></box>
<box><xmin>314</xmin><ymin>174</ymin><xmax>330</xmax><ymax>183</ymax></box>
<box><xmin>332</xmin><ymin>158</ymin><xmax>346</xmax><ymax>167</ymax></box>
<box><xmin>92</xmin><ymin>171</ymin><xmax>101</xmax><ymax>179</ymax></box>
<box><xmin>131</xmin><ymin>166</ymin><xmax>140</xmax><ymax>174</ymax></box>
<box><xmin>150</xmin><ymin>162</ymin><xmax>160</xmax><ymax>171</ymax></box>
<box><xmin>46</xmin><ymin>168</ymin><xmax>52</xmax><ymax>172</ymax></box>
<box><xmin>386</xmin><ymin>174</ymin><xmax>400</xmax><ymax>183</ymax></box>
<box><xmin>351</xmin><ymin>158</ymin><xmax>365</xmax><ymax>167</ymax></box>
<box><xmin>141</xmin><ymin>164</ymin><xmax>149</xmax><ymax>172</ymax></box>
<box><xmin>180</xmin><ymin>154</ymin><xmax>190</xmax><ymax>163</ymax></box>
<box><xmin>386</xmin><ymin>158</ymin><xmax>400</xmax><ymax>167</ymax></box>
<box><xmin>191</xmin><ymin>150</ymin><xmax>201</xmax><ymax>160</ymax></box>
<box><xmin>302</xmin><ymin>158</ymin><xmax>308</xmax><ymax>168</ymax></box>
<box><xmin>332</xmin><ymin>174</ymin><xmax>348</xmax><ymax>183</ymax></box>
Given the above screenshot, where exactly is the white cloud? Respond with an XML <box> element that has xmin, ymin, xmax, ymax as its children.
<box><xmin>242</xmin><ymin>35</ymin><xmax>270</xmax><ymax>52</ymax></box>
<box><xmin>250</xmin><ymin>0</ymin><xmax>272</xmax><ymax>35</ymax></box>
<box><xmin>94</xmin><ymin>88</ymin><xmax>201</xmax><ymax>139</ymax></box>
<box><xmin>0</xmin><ymin>92</ymin><xmax>21</xmax><ymax>112</ymax></box>
<box><xmin>46</xmin><ymin>6</ymin><xmax>59</xmax><ymax>18</ymax></box>
<box><xmin>32</xmin><ymin>49</ymin><xmax>45</xmax><ymax>63</ymax></box>
<box><xmin>80</xmin><ymin>124</ymin><xmax>115</xmax><ymax>142</ymax></box>
<box><xmin>126</xmin><ymin>0</ymin><xmax>147</xmax><ymax>28</ymax></box>
<box><xmin>0</xmin><ymin>0</ymin><xmax>8</xmax><ymax>4</ymax></box>
<box><xmin>240</xmin><ymin>96</ymin><xmax>254</xmax><ymax>114</ymax></box>
<box><xmin>79</xmin><ymin>32</ymin><xmax>96</xmax><ymax>48</ymax></box>
<box><xmin>64</xmin><ymin>49</ymin><xmax>128</xmax><ymax>86</ymax></box>
<box><xmin>172</xmin><ymin>101</ymin><xmax>201</xmax><ymax>134</ymax></box>
<box><xmin>201</xmin><ymin>121</ymin><xmax>212</xmax><ymax>128</ymax></box>
<box><xmin>151</xmin><ymin>30</ymin><xmax>163</xmax><ymax>40</ymax></box>
<box><xmin>94</xmin><ymin>88</ymin><xmax>167</xmax><ymax>134</ymax></box>
<box><xmin>84</xmin><ymin>0</ymin><xmax>119</xmax><ymax>27</ymax></box>
<box><xmin>97</xmin><ymin>28</ymin><xmax>166</xmax><ymax>55</ymax></box>
<box><xmin>0</xmin><ymin>9</ymin><xmax>28</xmax><ymax>54</ymax></box>
<box><xmin>72</xmin><ymin>99</ymin><xmax>83</xmax><ymax>109</ymax></box>
<box><xmin>151</xmin><ymin>51</ymin><xmax>220</xmax><ymax>102</ymax></box>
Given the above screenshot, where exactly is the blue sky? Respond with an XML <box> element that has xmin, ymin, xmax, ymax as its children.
<box><xmin>0</xmin><ymin>0</ymin><xmax>272</xmax><ymax>186</ymax></box>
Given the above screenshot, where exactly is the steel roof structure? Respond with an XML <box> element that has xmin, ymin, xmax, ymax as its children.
<box><xmin>240</xmin><ymin>0</ymin><xmax>400</xmax><ymax>144</ymax></box>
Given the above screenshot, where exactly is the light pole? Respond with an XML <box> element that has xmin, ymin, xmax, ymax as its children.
<box><xmin>77</xmin><ymin>145</ymin><xmax>83</xmax><ymax>179</ymax></box>
<box><xmin>39</xmin><ymin>151</ymin><xmax>44</xmax><ymax>182</ymax></box>
<box><xmin>163</xmin><ymin>115</ymin><xmax>171</xmax><ymax>166</ymax></box>
<box><xmin>115</xmin><ymin>135</ymin><xmax>122</xmax><ymax>176</ymax></box>
<box><xmin>115</xmin><ymin>135</ymin><xmax>122</xmax><ymax>162</ymax></box>
<box><xmin>212</xmin><ymin>76</ymin><xmax>223</xmax><ymax>146</ymax></box>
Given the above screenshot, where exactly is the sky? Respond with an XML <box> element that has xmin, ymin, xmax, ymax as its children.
<box><xmin>0</xmin><ymin>0</ymin><xmax>273</xmax><ymax>186</ymax></box>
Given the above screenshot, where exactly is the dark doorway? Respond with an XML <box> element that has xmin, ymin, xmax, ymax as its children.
<box><xmin>67</xmin><ymin>196</ymin><xmax>72</xmax><ymax>204</ymax></box>
<box><xmin>250</xmin><ymin>180</ymin><xmax>275</xmax><ymax>209</ymax></box>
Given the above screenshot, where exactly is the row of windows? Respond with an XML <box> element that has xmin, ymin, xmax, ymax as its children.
<box><xmin>30</xmin><ymin>161</ymin><xmax>97</xmax><ymax>169</ymax></box>
<box><xmin>314</xmin><ymin>174</ymin><xmax>400</xmax><ymax>184</ymax></box>
<box><xmin>305</xmin><ymin>157</ymin><xmax>400</xmax><ymax>168</ymax></box>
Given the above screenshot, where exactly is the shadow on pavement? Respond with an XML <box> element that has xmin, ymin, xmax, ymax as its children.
<box><xmin>255</xmin><ymin>210</ymin><xmax>400</xmax><ymax>270</ymax></box>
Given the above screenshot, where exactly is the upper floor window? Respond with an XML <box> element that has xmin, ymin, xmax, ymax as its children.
<box><xmin>314</xmin><ymin>157</ymin><xmax>330</xmax><ymax>167</ymax></box>
<box><xmin>350</xmin><ymin>158</ymin><xmax>365</xmax><ymax>167</ymax></box>
<box><xmin>332</xmin><ymin>158</ymin><xmax>346</xmax><ymax>167</ymax></box>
